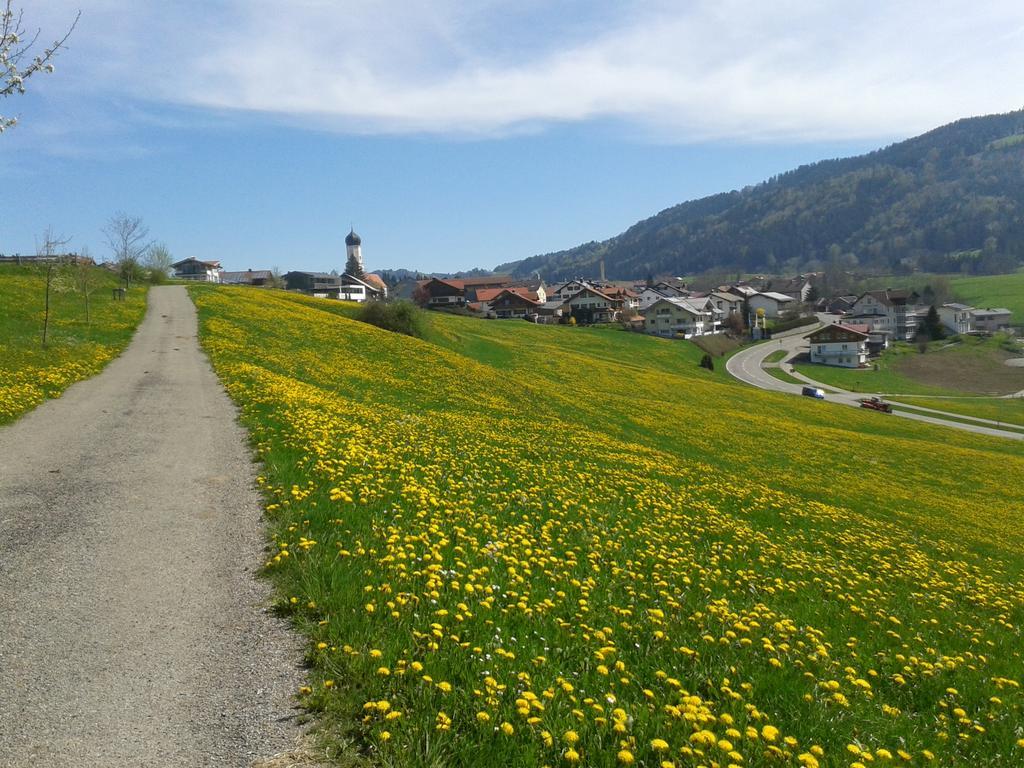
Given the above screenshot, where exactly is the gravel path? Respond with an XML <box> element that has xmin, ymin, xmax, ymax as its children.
<box><xmin>0</xmin><ymin>286</ymin><xmax>304</xmax><ymax>767</ymax></box>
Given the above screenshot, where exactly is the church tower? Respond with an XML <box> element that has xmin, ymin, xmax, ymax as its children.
<box><xmin>345</xmin><ymin>228</ymin><xmax>363</xmax><ymax>274</ymax></box>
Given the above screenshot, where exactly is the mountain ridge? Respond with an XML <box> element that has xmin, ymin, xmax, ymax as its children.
<box><xmin>495</xmin><ymin>109</ymin><xmax>1024</xmax><ymax>280</ymax></box>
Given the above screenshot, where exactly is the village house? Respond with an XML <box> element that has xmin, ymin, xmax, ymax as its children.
<box><xmin>566</xmin><ymin>286</ymin><xmax>623</xmax><ymax>323</ymax></box>
<box><xmin>474</xmin><ymin>285</ymin><xmax>546</xmax><ymax>315</ymax></box>
<box><xmin>487</xmin><ymin>288</ymin><xmax>544</xmax><ymax>318</ymax></box>
<box><xmin>651</xmin><ymin>279</ymin><xmax>690</xmax><ymax>297</ymax></box>
<box><xmin>846</xmin><ymin>289</ymin><xmax>921</xmax><ymax>340</ymax></box>
<box><xmin>805</xmin><ymin>323</ymin><xmax>869</xmax><ymax>368</ymax></box>
<box><xmin>338</xmin><ymin>273</ymin><xmax>388</xmax><ymax>302</ymax></box>
<box><xmin>748</xmin><ymin>291</ymin><xmax>796</xmax><ymax>319</ymax></box>
<box><xmin>643</xmin><ymin>297</ymin><xmax>716</xmax><ymax>338</ymax></box>
<box><xmin>172</xmin><ymin>258</ymin><xmax>222</xmax><ymax>282</ymax></box>
<box><xmin>283</xmin><ymin>271</ymin><xmax>343</xmax><ymax>297</ymax></box>
<box><xmin>707</xmin><ymin>291</ymin><xmax>745</xmax><ymax>317</ymax></box>
<box><xmin>971</xmin><ymin>307</ymin><xmax>1013</xmax><ymax>332</ymax></box>
<box><xmin>221</xmin><ymin>269</ymin><xmax>272</xmax><ymax>286</ymax></box>
<box><xmin>418</xmin><ymin>275</ymin><xmax>513</xmax><ymax>308</ymax></box>
<box><xmin>938</xmin><ymin>303</ymin><xmax>974</xmax><ymax>335</ymax></box>
<box><xmin>635</xmin><ymin>286</ymin><xmax>671</xmax><ymax>311</ymax></box>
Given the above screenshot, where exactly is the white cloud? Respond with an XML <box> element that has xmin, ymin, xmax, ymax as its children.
<box><xmin>27</xmin><ymin>0</ymin><xmax>1024</xmax><ymax>141</ymax></box>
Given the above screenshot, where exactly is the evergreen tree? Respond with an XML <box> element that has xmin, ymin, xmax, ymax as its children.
<box><xmin>345</xmin><ymin>252</ymin><xmax>365</xmax><ymax>279</ymax></box>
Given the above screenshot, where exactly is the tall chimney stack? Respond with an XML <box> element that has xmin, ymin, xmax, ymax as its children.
<box><xmin>600</xmin><ymin>259</ymin><xmax>606</xmax><ymax>282</ymax></box>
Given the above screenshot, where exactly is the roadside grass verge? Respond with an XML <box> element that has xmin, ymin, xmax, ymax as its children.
<box><xmin>191</xmin><ymin>285</ymin><xmax>1024</xmax><ymax>768</ymax></box>
<box><xmin>894</xmin><ymin>396</ymin><xmax>1024</xmax><ymax>429</ymax></box>
<box><xmin>0</xmin><ymin>265</ymin><xmax>148</xmax><ymax>425</ymax></box>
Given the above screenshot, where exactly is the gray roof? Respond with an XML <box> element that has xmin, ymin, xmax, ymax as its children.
<box><xmin>757</xmin><ymin>291</ymin><xmax>797</xmax><ymax>302</ymax></box>
<box><xmin>971</xmin><ymin>307</ymin><xmax>1012</xmax><ymax>316</ymax></box>
<box><xmin>941</xmin><ymin>302</ymin><xmax>974</xmax><ymax>311</ymax></box>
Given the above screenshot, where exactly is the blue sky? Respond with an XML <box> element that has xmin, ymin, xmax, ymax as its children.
<box><xmin>2</xmin><ymin>1</ymin><xmax>1023</xmax><ymax>274</ymax></box>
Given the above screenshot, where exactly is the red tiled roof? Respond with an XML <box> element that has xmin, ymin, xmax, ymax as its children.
<box><xmin>477</xmin><ymin>286</ymin><xmax>539</xmax><ymax>303</ymax></box>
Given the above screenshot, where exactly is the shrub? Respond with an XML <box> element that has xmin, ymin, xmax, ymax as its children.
<box><xmin>355</xmin><ymin>299</ymin><xmax>424</xmax><ymax>338</ymax></box>
<box><xmin>699</xmin><ymin>353</ymin><xmax>715</xmax><ymax>371</ymax></box>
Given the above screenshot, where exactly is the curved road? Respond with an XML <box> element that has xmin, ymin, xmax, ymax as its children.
<box><xmin>726</xmin><ymin>318</ymin><xmax>1024</xmax><ymax>441</ymax></box>
<box><xmin>0</xmin><ymin>286</ymin><xmax>303</xmax><ymax>766</ymax></box>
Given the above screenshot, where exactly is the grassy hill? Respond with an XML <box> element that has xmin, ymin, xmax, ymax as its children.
<box><xmin>950</xmin><ymin>270</ymin><xmax>1024</xmax><ymax>320</ymax></box>
<box><xmin>498</xmin><ymin>109</ymin><xmax>1024</xmax><ymax>280</ymax></box>
<box><xmin>0</xmin><ymin>264</ymin><xmax>147</xmax><ymax>425</ymax></box>
<box><xmin>192</xmin><ymin>287</ymin><xmax>1024</xmax><ymax>768</ymax></box>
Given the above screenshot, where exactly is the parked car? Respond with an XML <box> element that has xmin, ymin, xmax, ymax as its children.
<box><xmin>801</xmin><ymin>386</ymin><xmax>825</xmax><ymax>399</ymax></box>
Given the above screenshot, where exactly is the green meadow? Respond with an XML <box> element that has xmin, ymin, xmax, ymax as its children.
<box><xmin>0</xmin><ymin>264</ymin><xmax>147</xmax><ymax>425</ymax></box>
<box><xmin>191</xmin><ymin>286</ymin><xmax>1024</xmax><ymax>768</ymax></box>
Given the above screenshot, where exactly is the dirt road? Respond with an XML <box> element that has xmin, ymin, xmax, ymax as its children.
<box><xmin>0</xmin><ymin>286</ymin><xmax>301</xmax><ymax>766</ymax></box>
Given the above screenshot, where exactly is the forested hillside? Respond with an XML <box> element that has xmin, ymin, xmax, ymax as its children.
<box><xmin>498</xmin><ymin>109</ymin><xmax>1024</xmax><ymax>280</ymax></box>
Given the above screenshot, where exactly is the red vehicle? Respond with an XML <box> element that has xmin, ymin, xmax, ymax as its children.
<box><xmin>859</xmin><ymin>397</ymin><xmax>893</xmax><ymax>413</ymax></box>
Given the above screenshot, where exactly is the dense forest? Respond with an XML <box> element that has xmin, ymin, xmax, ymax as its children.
<box><xmin>496</xmin><ymin>110</ymin><xmax>1024</xmax><ymax>280</ymax></box>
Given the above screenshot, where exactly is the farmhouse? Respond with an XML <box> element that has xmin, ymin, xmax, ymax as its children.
<box><xmin>806</xmin><ymin>323</ymin><xmax>869</xmax><ymax>368</ymax></box>
<box><xmin>172</xmin><ymin>258</ymin><xmax>222</xmax><ymax>282</ymax></box>
<box><xmin>643</xmin><ymin>297</ymin><xmax>715</xmax><ymax>338</ymax></box>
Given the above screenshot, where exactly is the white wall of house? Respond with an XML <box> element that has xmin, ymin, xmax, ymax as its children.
<box><xmin>339</xmin><ymin>285</ymin><xmax>368</xmax><ymax>302</ymax></box>
<box><xmin>939</xmin><ymin>305</ymin><xmax>974</xmax><ymax>335</ymax></box>
<box><xmin>810</xmin><ymin>339</ymin><xmax>867</xmax><ymax>367</ymax></box>
<box><xmin>643</xmin><ymin>300</ymin><xmax>711</xmax><ymax>338</ymax></box>
<box><xmin>748</xmin><ymin>294</ymin><xmax>791</xmax><ymax>318</ymax></box>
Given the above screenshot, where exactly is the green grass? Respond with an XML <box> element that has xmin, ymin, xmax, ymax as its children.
<box><xmin>949</xmin><ymin>270</ymin><xmax>1024</xmax><ymax>322</ymax></box>
<box><xmin>763</xmin><ymin>350</ymin><xmax>788</xmax><ymax>363</ymax></box>
<box><xmin>191</xmin><ymin>286</ymin><xmax>1024</xmax><ymax>768</ymax></box>
<box><xmin>0</xmin><ymin>264</ymin><xmax>148</xmax><ymax>424</ymax></box>
<box><xmin>794</xmin><ymin>336</ymin><xmax>1024</xmax><ymax>396</ymax></box>
<box><xmin>894</xmin><ymin>396</ymin><xmax>1024</xmax><ymax>429</ymax></box>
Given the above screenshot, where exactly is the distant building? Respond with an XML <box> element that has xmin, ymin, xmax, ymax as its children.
<box><xmin>340</xmin><ymin>272</ymin><xmax>387</xmax><ymax>301</ymax></box>
<box><xmin>806</xmin><ymin>323</ymin><xmax>869</xmax><ymax>367</ymax></box>
<box><xmin>848</xmin><ymin>289</ymin><xmax>921</xmax><ymax>340</ymax></box>
<box><xmin>642</xmin><ymin>297</ymin><xmax>716</xmax><ymax>338</ymax></box>
<box><xmin>748</xmin><ymin>291</ymin><xmax>796</xmax><ymax>319</ymax></box>
<box><xmin>283</xmin><ymin>271</ymin><xmax>343</xmax><ymax>297</ymax></box>
<box><xmin>417</xmin><ymin>275</ymin><xmax>514</xmax><ymax>307</ymax></box>
<box><xmin>172</xmin><ymin>258</ymin><xmax>222</xmax><ymax>282</ymax></box>
<box><xmin>221</xmin><ymin>269</ymin><xmax>273</xmax><ymax>286</ymax></box>
<box><xmin>971</xmin><ymin>307</ymin><xmax>1013</xmax><ymax>332</ymax></box>
<box><xmin>938</xmin><ymin>303</ymin><xmax>974</xmax><ymax>335</ymax></box>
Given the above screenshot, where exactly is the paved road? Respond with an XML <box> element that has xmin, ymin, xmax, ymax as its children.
<box><xmin>726</xmin><ymin>319</ymin><xmax>1024</xmax><ymax>441</ymax></box>
<box><xmin>0</xmin><ymin>286</ymin><xmax>302</xmax><ymax>766</ymax></box>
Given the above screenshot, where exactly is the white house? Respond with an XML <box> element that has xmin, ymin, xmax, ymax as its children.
<box><xmin>805</xmin><ymin>323</ymin><xmax>869</xmax><ymax>368</ymax></box>
<box><xmin>748</xmin><ymin>291</ymin><xmax>796</xmax><ymax>319</ymax></box>
<box><xmin>848</xmin><ymin>289</ymin><xmax>920</xmax><ymax>340</ymax></box>
<box><xmin>938</xmin><ymin>303</ymin><xmax>974</xmax><ymax>335</ymax></box>
<box><xmin>172</xmin><ymin>258</ymin><xmax>222</xmax><ymax>283</ymax></box>
<box><xmin>643</xmin><ymin>297</ymin><xmax>715</xmax><ymax>338</ymax></box>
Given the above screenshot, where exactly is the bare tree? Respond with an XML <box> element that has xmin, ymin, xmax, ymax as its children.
<box><xmin>103</xmin><ymin>212</ymin><xmax>152</xmax><ymax>289</ymax></box>
<box><xmin>75</xmin><ymin>244</ymin><xmax>95</xmax><ymax>324</ymax></box>
<box><xmin>1</xmin><ymin>3</ymin><xmax>79</xmax><ymax>133</ymax></box>
<box><xmin>36</xmin><ymin>227</ymin><xmax>71</xmax><ymax>346</ymax></box>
